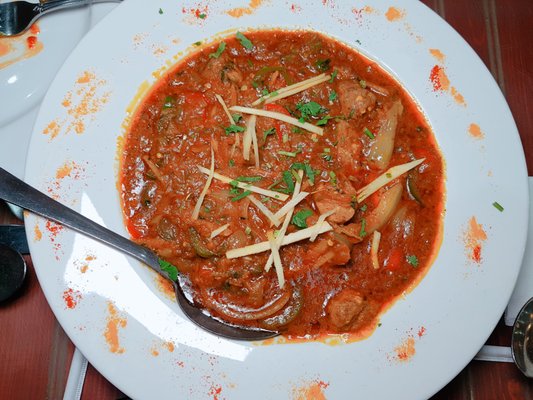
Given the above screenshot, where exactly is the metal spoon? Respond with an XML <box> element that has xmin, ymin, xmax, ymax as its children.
<box><xmin>0</xmin><ymin>0</ymin><xmax>122</xmax><ymax>37</ymax></box>
<box><xmin>512</xmin><ymin>297</ymin><xmax>533</xmax><ymax>377</ymax></box>
<box><xmin>0</xmin><ymin>167</ymin><xmax>277</xmax><ymax>340</ymax></box>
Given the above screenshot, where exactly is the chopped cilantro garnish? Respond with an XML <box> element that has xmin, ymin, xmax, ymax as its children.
<box><xmin>355</xmin><ymin>39</ymin><xmax>362</xmax><ymax>45</ymax></box>
<box><xmin>329</xmin><ymin>90</ymin><xmax>337</xmax><ymax>102</ymax></box>
<box><xmin>363</xmin><ymin>127</ymin><xmax>375</xmax><ymax>139</ymax></box>
<box><xmin>209</xmin><ymin>42</ymin><xmax>226</xmax><ymax>59</ymax></box>
<box><xmin>359</xmin><ymin>218</ymin><xmax>367</xmax><ymax>237</ymax></box>
<box><xmin>278</xmin><ymin>150</ymin><xmax>298</xmax><ymax>157</ymax></box>
<box><xmin>359</xmin><ymin>204</ymin><xmax>367</xmax><ymax>212</ymax></box>
<box><xmin>292</xmin><ymin>209</ymin><xmax>313</xmax><ymax>229</ymax></box>
<box><xmin>229</xmin><ymin>159</ymin><xmax>235</xmax><ymax>167</ymax></box>
<box><xmin>236</xmin><ymin>32</ymin><xmax>254</xmax><ymax>49</ymax></box>
<box><xmin>158</xmin><ymin>259</ymin><xmax>178</xmax><ymax>281</ymax></box>
<box><xmin>407</xmin><ymin>255</ymin><xmax>419</xmax><ymax>267</ymax></box>
<box><xmin>225</xmin><ymin>124</ymin><xmax>245</xmax><ymax>135</ymax></box>
<box><xmin>158</xmin><ymin>8</ymin><xmax>164</xmax><ymax>14</ymax></box>
<box><xmin>261</xmin><ymin>88</ymin><xmax>270</xmax><ymax>96</ymax></box>
<box><xmin>245</xmin><ymin>226</ymin><xmax>252</xmax><ymax>235</ymax></box>
<box><xmin>493</xmin><ymin>201</ymin><xmax>504</xmax><ymax>212</ymax></box>
<box><xmin>321</xmin><ymin>153</ymin><xmax>333</xmax><ymax>162</ymax></box>
<box><xmin>231</xmin><ymin>190</ymin><xmax>252</xmax><ymax>202</ymax></box>
<box><xmin>282</xmin><ymin>170</ymin><xmax>295</xmax><ymax>193</ymax></box>
<box><xmin>329</xmin><ymin>70</ymin><xmax>338</xmax><ymax>83</ymax></box>
<box><xmin>162</xmin><ymin>96</ymin><xmax>175</xmax><ymax>109</ymax></box>
<box><xmin>198</xmin><ymin>13</ymin><xmax>206</xmax><ymax>19</ymax></box>
<box><xmin>317</xmin><ymin>116</ymin><xmax>333</xmax><ymax>126</ymax></box>
<box><xmin>236</xmin><ymin>176</ymin><xmax>262</xmax><ymax>182</ymax></box>
<box><xmin>329</xmin><ymin>171</ymin><xmax>337</xmax><ymax>186</ymax></box>
<box><xmin>297</xmin><ymin>101</ymin><xmax>324</xmax><ymax>121</ymax></box>
<box><xmin>232</xmin><ymin>114</ymin><xmax>242</xmax><ymax>123</ymax></box>
<box><xmin>386</xmin><ymin>173</ymin><xmax>392</xmax><ymax>178</ymax></box>
<box><xmin>291</xmin><ymin>162</ymin><xmax>316</xmax><ymax>184</ymax></box>
<box><xmin>193</xmin><ymin>41</ymin><xmax>202</xmax><ymax>46</ymax></box>
<box><xmin>316</xmin><ymin>58</ymin><xmax>331</xmax><ymax>72</ymax></box>
<box><xmin>263</xmin><ymin>127</ymin><xmax>276</xmax><ymax>141</ymax></box>
<box><xmin>359</xmin><ymin>79</ymin><xmax>367</xmax><ymax>89</ymax></box>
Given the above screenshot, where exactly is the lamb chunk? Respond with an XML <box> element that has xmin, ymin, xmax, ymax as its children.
<box><xmin>326</xmin><ymin>289</ymin><xmax>366</xmax><ymax>329</ymax></box>
<box><xmin>337</xmin><ymin>81</ymin><xmax>377</xmax><ymax>116</ymax></box>
<box><xmin>336</xmin><ymin>120</ymin><xmax>362</xmax><ymax>175</ymax></box>
<box><xmin>313</xmin><ymin>190</ymin><xmax>355</xmax><ymax>224</ymax></box>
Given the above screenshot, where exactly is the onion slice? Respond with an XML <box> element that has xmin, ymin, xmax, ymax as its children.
<box><xmin>191</xmin><ymin>147</ymin><xmax>215</xmax><ymax>219</ymax></box>
<box><xmin>229</xmin><ymin>106</ymin><xmax>324</xmax><ymax>135</ymax></box>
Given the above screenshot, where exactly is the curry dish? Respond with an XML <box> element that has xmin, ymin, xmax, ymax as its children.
<box><xmin>121</xmin><ymin>30</ymin><xmax>444</xmax><ymax>338</ymax></box>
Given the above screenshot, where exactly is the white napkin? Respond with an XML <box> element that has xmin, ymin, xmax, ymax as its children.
<box><xmin>504</xmin><ymin>177</ymin><xmax>533</xmax><ymax>326</ymax></box>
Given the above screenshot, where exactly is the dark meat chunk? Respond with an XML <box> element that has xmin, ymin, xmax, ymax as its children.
<box><xmin>326</xmin><ymin>289</ymin><xmax>366</xmax><ymax>329</ymax></box>
<box><xmin>337</xmin><ymin>81</ymin><xmax>377</xmax><ymax>116</ymax></box>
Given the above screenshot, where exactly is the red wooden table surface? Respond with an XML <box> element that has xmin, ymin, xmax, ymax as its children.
<box><xmin>1</xmin><ymin>0</ymin><xmax>532</xmax><ymax>399</ymax></box>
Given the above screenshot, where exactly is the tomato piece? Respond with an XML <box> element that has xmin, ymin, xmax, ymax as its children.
<box><xmin>126</xmin><ymin>219</ymin><xmax>143</xmax><ymax>239</ymax></box>
<box><xmin>264</xmin><ymin>104</ymin><xmax>290</xmax><ymax>141</ymax></box>
<box><xmin>385</xmin><ymin>248</ymin><xmax>403</xmax><ymax>270</ymax></box>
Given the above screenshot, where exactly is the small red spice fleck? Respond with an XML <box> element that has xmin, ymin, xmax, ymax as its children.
<box><xmin>472</xmin><ymin>245</ymin><xmax>482</xmax><ymax>263</ymax></box>
<box><xmin>63</xmin><ymin>288</ymin><xmax>81</xmax><ymax>309</ymax></box>
<box><xmin>27</xmin><ymin>36</ymin><xmax>38</xmax><ymax>50</ymax></box>
<box><xmin>417</xmin><ymin>326</ymin><xmax>426</xmax><ymax>338</ymax></box>
<box><xmin>30</xmin><ymin>24</ymin><xmax>40</xmax><ymax>35</ymax></box>
<box><xmin>430</xmin><ymin>65</ymin><xmax>443</xmax><ymax>91</ymax></box>
<box><xmin>208</xmin><ymin>384</ymin><xmax>222</xmax><ymax>400</ymax></box>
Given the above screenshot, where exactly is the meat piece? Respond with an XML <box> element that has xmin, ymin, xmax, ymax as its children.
<box><xmin>301</xmin><ymin>236</ymin><xmax>351</xmax><ymax>268</ymax></box>
<box><xmin>336</xmin><ymin>120</ymin><xmax>361</xmax><ymax>175</ymax></box>
<box><xmin>337</xmin><ymin>81</ymin><xmax>377</xmax><ymax>116</ymax></box>
<box><xmin>313</xmin><ymin>189</ymin><xmax>355</xmax><ymax>224</ymax></box>
<box><xmin>333</xmin><ymin>223</ymin><xmax>362</xmax><ymax>241</ymax></box>
<box><xmin>326</xmin><ymin>289</ymin><xmax>366</xmax><ymax>329</ymax></box>
<box><xmin>221</xmin><ymin>62</ymin><xmax>244</xmax><ymax>85</ymax></box>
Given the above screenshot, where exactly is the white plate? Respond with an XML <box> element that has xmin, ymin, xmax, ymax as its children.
<box><xmin>0</xmin><ymin>1</ymin><xmax>92</xmax><ymax>127</ymax></box>
<box><xmin>24</xmin><ymin>1</ymin><xmax>528</xmax><ymax>399</ymax></box>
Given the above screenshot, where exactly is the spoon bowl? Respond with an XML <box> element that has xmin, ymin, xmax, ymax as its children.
<box><xmin>512</xmin><ymin>297</ymin><xmax>533</xmax><ymax>377</ymax></box>
<box><xmin>0</xmin><ymin>167</ymin><xmax>277</xmax><ymax>340</ymax></box>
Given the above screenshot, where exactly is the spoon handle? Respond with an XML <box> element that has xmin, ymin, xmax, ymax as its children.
<box><xmin>39</xmin><ymin>0</ymin><xmax>122</xmax><ymax>15</ymax></box>
<box><xmin>0</xmin><ymin>167</ymin><xmax>158</xmax><ymax>268</ymax></box>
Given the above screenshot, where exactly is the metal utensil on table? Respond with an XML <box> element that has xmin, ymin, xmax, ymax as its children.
<box><xmin>0</xmin><ymin>167</ymin><xmax>277</xmax><ymax>340</ymax></box>
<box><xmin>512</xmin><ymin>297</ymin><xmax>533</xmax><ymax>377</ymax></box>
<box><xmin>0</xmin><ymin>0</ymin><xmax>122</xmax><ymax>37</ymax></box>
<box><xmin>475</xmin><ymin>297</ymin><xmax>533</xmax><ymax>378</ymax></box>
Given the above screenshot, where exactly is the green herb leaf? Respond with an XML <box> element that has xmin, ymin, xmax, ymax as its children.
<box><xmin>263</xmin><ymin>127</ymin><xmax>276</xmax><ymax>141</ymax></box>
<box><xmin>359</xmin><ymin>204</ymin><xmax>367</xmax><ymax>212</ymax></box>
<box><xmin>359</xmin><ymin>218</ymin><xmax>367</xmax><ymax>238</ymax></box>
<box><xmin>329</xmin><ymin>70</ymin><xmax>338</xmax><ymax>83</ymax></box>
<box><xmin>407</xmin><ymin>255</ymin><xmax>419</xmax><ymax>267</ymax></box>
<box><xmin>236</xmin><ymin>32</ymin><xmax>254</xmax><ymax>49</ymax></box>
<box><xmin>282</xmin><ymin>170</ymin><xmax>295</xmax><ymax>194</ymax></box>
<box><xmin>229</xmin><ymin>159</ymin><xmax>235</xmax><ymax>167</ymax></box>
<box><xmin>329</xmin><ymin>90</ymin><xmax>337</xmax><ymax>102</ymax></box>
<box><xmin>261</xmin><ymin>88</ymin><xmax>270</xmax><ymax>96</ymax></box>
<box><xmin>235</xmin><ymin>176</ymin><xmax>262</xmax><ymax>182</ymax></box>
<box><xmin>292</xmin><ymin>209</ymin><xmax>313</xmax><ymax>229</ymax></box>
<box><xmin>291</xmin><ymin>162</ymin><xmax>316</xmax><ymax>184</ymax></box>
<box><xmin>193</xmin><ymin>41</ymin><xmax>202</xmax><ymax>46</ymax></box>
<box><xmin>278</xmin><ymin>150</ymin><xmax>298</xmax><ymax>157</ymax></box>
<box><xmin>198</xmin><ymin>13</ymin><xmax>206</xmax><ymax>19</ymax></box>
<box><xmin>359</xmin><ymin>79</ymin><xmax>367</xmax><ymax>89</ymax></box>
<box><xmin>162</xmin><ymin>96</ymin><xmax>175</xmax><ymax>109</ymax></box>
<box><xmin>231</xmin><ymin>190</ymin><xmax>252</xmax><ymax>202</ymax></box>
<box><xmin>363</xmin><ymin>127</ymin><xmax>375</xmax><ymax>139</ymax></box>
<box><xmin>158</xmin><ymin>8</ymin><xmax>164</xmax><ymax>14</ymax></box>
<box><xmin>209</xmin><ymin>42</ymin><xmax>226</xmax><ymax>59</ymax></box>
<box><xmin>225</xmin><ymin>124</ymin><xmax>245</xmax><ymax>135</ymax></box>
<box><xmin>158</xmin><ymin>259</ymin><xmax>178</xmax><ymax>281</ymax></box>
<box><xmin>493</xmin><ymin>201</ymin><xmax>504</xmax><ymax>212</ymax></box>
<box><xmin>232</xmin><ymin>114</ymin><xmax>242</xmax><ymax>123</ymax></box>
<box><xmin>316</xmin><ymin>58</ymin><xmax>331</xmax><ymax>72</ymax></box>
<box><xmin>296</xmin><ymin>101</ymin><xmax>322</xmax><ymax>118</ymax></box>
<box><xmin>329</xmin><ymin>171</ymin><xmax>337</xmax><ymax>186</ymax></box>
<box><xmin>316</xmin><ymin>116</ymin><xmax>333</xmax><ymax>126</ymax></box>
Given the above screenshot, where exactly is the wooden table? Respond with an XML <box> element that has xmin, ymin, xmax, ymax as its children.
<box><xmin>1</xmin><ymin>1</ymin><xmax>532</xmax><ymax>398</ymax></box>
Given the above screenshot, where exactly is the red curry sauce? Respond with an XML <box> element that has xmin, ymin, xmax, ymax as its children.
<box><xmin>121</xmin><ymin>30</ymin><xmax>444</xmax><ymax>338</ymax></box>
